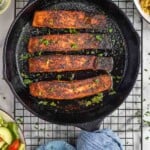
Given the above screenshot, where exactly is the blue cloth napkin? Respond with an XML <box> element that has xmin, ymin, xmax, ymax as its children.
<box><xmin>77</xmin><ymin>129</ymin><xmax>123</xmax><ymax>150</ymax></box>
<box><xmin>36</xmin><ymin>129</ymin><xmax>123</xmax><ymax>150</ymax></box>
<box><xmin>36</xmin><ymin>141</ymin><xmax>75</xmax><ymax>150</ymax></box>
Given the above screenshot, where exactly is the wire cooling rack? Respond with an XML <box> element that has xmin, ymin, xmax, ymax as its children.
<box><xmin>14</xmin><ymin>0</ymin><xmax>143</xmax><ymax>149</ymax></box>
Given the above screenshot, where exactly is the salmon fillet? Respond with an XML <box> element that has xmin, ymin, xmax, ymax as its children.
<box><xmin>29</xmin><ymin>74</ymin><xmax>112</xmax><ymax>100</ymax></box>
<box><xmin>28</xmin><ymin>33</ymin><xmax>111</xmax><ymax>53</ymax></box>
<box><xmin>29</xmin><ymin>55</ymin><xmax>113</xmax><ymax>73</ymax></box>
<box><xmin>32</xmin><ymin>10</ymin><xmax>107</xmax><ymax>29</ymax></box>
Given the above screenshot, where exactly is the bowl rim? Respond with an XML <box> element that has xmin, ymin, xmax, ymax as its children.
<box><xmin>0</xmin><ymin>108</ymin><xmax>26</xmax><ymax>149</ymax></box>
<box><xmin>133</xmin><ymin>0</ymin><xmax>150</xmax><ymax>24</ymax></box>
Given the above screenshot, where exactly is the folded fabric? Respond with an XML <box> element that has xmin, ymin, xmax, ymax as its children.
<box><xmin>77</xmin><ymin>129</ymin><xmax>123</xmax><ymax>150</ymax></box>
<box><xmin>36</xmin><ymin>141</ymin><xmax>75</xmax><ymax>150</ymax></box>
<box><xmin>36</xmin><ymin>129</ymin><xmax>123</xmax><ymax>150</ymax></box>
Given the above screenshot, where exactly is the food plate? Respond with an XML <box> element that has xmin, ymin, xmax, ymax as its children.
<box><xmin>133</xmin><ymin>0</ymin><xmax>150</xmax><ymax>23</ymax></box>
<box><xmin>0</xmin><ymin>109</ymin><xmax>26</xmax><ymax>149</ymax></box>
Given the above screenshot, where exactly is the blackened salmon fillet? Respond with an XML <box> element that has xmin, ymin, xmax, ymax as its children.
<box><xmin>29</xmin><ymin>55</ymin><xmax>113</xmax><ymax>73</ymax></box>
<box><xmin>32</xmin><ymin>10</ymin><xmax>107</xmax><ymax>29</ymax></box>
<box><xmin>29</xmin><ymin>74</ymin><xmax>112</xmax><ymax>100</ymax></box>
<box><xmin>28</xmin><ymin>33</ymin><xmax>111</xmax><ymax>53</ymax></box>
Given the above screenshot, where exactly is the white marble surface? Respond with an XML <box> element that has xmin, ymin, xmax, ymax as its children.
<box><xmin>0</xmin><ymin>1</ymin><xmax>150</xmax><ymax>149</ymax></box>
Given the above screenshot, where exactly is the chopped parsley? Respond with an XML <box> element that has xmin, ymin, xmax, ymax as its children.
<box><xmin>143</xmin><ymin>120</ymin><xmax>150</xmax><ymax>126</ymax></box>
<box><xmin>16</xmin><ymin>117</ymin><xmax>23</xmax><ymax>125</ymax></box>
<box><xmin>91</xmin><ymin>51</ymin><xmax>95</xmax><ymax>54</ymax></box>
<box><xmin>144</xmin><ymin>69</ymin><xmax>148</xmax><ymax>72</ymax></box>
<box><xmin>69</xmin><ymin>73</ymin><xmax>75</xmax><ymax>81</ymax></box>
<box><xmin>50</xmin><ymin>102</ymin><xmax>56</xmax><ymax>107</ymax></box>
<box><xmin>69</xmin><ymin>29</ymin><xmax>78</xmax><ymax>34</ymax></box>
<box><xmin>108</xmin><ymin>28</ymin><xmax>113</xmax><ymax>33</ymax></box>
<box><xmin>56</xmin><ymin>74</ymin><xmax>62</xmax><ymax>80</ymax></box>
<box><xmin>38</xmin><ymin>101</ymin><xmax>48</xmax><ymax>105</ymax></box>
<box><xmin>98</xmin><ymin>53</ymin><xmax>103</xmax><ymax>57</ymax></box>
<box><xmin>94</xmin><ymin>79</ymin><xmax>99</xmax><ymax>83</ymax></box>
<box><xmin>109</xmin><ymin>90</ymin><xmax>116</xmax><ymax>95</ymax></box>
<box><xmin>95</xmin><ymin>35</ymin><xmax>103</xmax><ymax>41</ymax></box>
<box><xmin>85</xmin><ymin>93</ymin><xmax>103</xmax><ymax>107</ymax></box>
<box><xmin>144</xmin><ymin>111</ymin><xmax>150</xmax><ymax>116</ymax></box>
<box><xmin>20</xmin><ymin>53</ymin><xmax>31</xmax><ymax>61</ymax></box>
<box><xmin>37</xmin><ymin>51</ymin><xmax>43</xmax><ymax>56</ymax></box>
<box><xmin>145</xmin><ymin>136</ymin><xmax>150</xmax><ymax>140</ymax></box>
<box><xmin>39</xmin><ymin>39</ymin><xmax>53</xmax><ymax>46</ymax></box>
<box><xmin>86</xmin><ymin>101</ymin><xmax>92</xmax><ymax>107</ymax></box>
<box><xmin>23</xmin><ymin>79</ymin><xmax>32</xmax><ymax>85</ymax></box>
<box><xmin>71</xmin><ymin>43</ymin><xmax>78</xmax><ymax>49</ymax></box>
<box><xmin>91</xmin><ymin>93</ymin><xmax>103</xmax><ymax>104</ymax></box>
<box><xmin>21</xmin><ymin>73</ymin><xmax>29</xmax><ymax>79</ymax></box>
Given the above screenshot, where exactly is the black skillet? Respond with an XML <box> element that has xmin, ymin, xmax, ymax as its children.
<box><xmin>3</xmin><ymin>0</ymin><xmax>140</xmax><ymax>131</ymax></box>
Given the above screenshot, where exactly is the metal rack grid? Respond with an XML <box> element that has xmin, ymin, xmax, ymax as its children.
<box><xmin>14</xmin><ymin>0</ymin><xmax>143</xmax><ymax>150</ymax></box>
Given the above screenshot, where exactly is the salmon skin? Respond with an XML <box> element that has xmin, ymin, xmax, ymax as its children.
<box><xmin>28</xmin><ymin>33</ymin><xmax>111</xmax><ymax>53</ymax></box>
<box><xmin>29</xmin><ymin>74</ymin><xmax>112</xmax><ymax>100</ymax></box>
<box><xmin>29</xmin><ymin>55</ymin><xmax>113</xmax><ymax>73</ymax></box>
<box><xmin>32</xmin><ymin>10</ymin><xmax>107</xmax><ymax>29</ymax></box>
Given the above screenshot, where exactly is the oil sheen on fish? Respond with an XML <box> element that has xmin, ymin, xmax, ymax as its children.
<box><xmin>29</xmin><ymin>55</ymin><xmax>113</xmax><ymax>73</ymax></box>
<box><xmin>32</xmin><ymin>10</ymin><xmax>107</xmax><ymax>29</ymax></box>
<box><xmin>29</xmin><ymin>74</ymin><xmax>112</xmax><ymax>100</ymax></box>
<box><xmin>28</xmin><ymin>33</ymin><xmax>111</xmax><ymax>53</ymax></box>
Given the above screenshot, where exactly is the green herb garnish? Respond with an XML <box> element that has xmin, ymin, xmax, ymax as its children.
<box><xmin>108</xmin><ymin>28</ymin><xmax>113</xmax><ymax>33</ymax></box>
<box><xmin>91</xmin><ymin>51</ymin><xmax>95</xmax><ymax>54</ymax></box>
<box><xmin>71</xmin><ymin>43</ymin><xmax>78</xmax><ymax>49</ymax></box>
<box><xmin>16</xmin><ymin>117</ymin><xmax>23</xmax><ymax>125</ymax></box>
<box><xmin>86</xmin><ymin>101</ymin><xmax>92</xmax><ymax>107</ymax></box>
<box><xmin>37</xmin><ymin>51</ymin><xmax>43</xmax><ymax>56</ymax></box>
<box><xmin>50</xmin><ymin>102</ymin><xmax>56</xmax><ymax>107</ymax></box>
<box><xmin>109</xmin><ymin>90</ymin><xmax>116</xmax><ymax>95</ymax></box>
<box><xmin>144</xmin><ymin>69</ymin><xmax>148</xmax><ymax>72</ymax></box>
<box><xmin>91</xmin><ymin>93</ymin><xmax>103</xmax><ymax>104</ymax></box>
<box><xmin>94</xmin><ymin>79</ymin><xmax>99</xmax><ymax>83</ymax></box>
<box><xmin>98</xmin><ymin>53</ymin><xmax>103</xmax><ymax>57</ymax></box>
<box><xmin>69</xmin><ymin>29</ymin><xmax>78</xmax><ymax>34</ymax></box>
<box><xmin>23</xmin><ymin>79</ymin><xmax>32</xmax><ymax>85</ymax></box>
<box><xmin>145</xmin><ymin>136</ymin><xmax>150</xmax><ymax>140</ymax></box>
<box><xmin>144</xmin><ymin>111</ymin><xmax>150</xmax><ymax>116</ymax></box>
<box><xmin>38</xmin><ymin>101</ymin><xmax>48</xmax><ymax>105</ymax></box>
<box><xmin>39</xmin><ymin>39</ymin><xmax>53</xmax><ymax>46</ymax></box>
<box><xmin>143</xmin><ymin>120</ymin><xmax>150</xmax><ymax>126</ymax></box>
<box><xmin>57</xmin><ymin>74</ymin><xmax>62</xmax><ymax>80</ymax></box>
<box><xmin>21</xmin><ymin>73</ymin><xmax>29</xmax><ymax>79</ymax></box>
<box><xmin>69</xmin><ymin>73</ymin><xmax>75</xmax><ymax>81</ymax></box>
<box><xmin>20</xmin><ymin>53</ymin><xmax>31</xmax><ymax>61</ymax></box>
<box><xmin>95</xmin><ymin>35</ymin><xmax>102</xmax><ymax>41</ymax></box>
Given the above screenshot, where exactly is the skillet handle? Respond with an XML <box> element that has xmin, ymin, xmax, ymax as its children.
<box><xmin>74</xmin><ymin>117</ymin><xmax>104</xmax><ymax>131</ymax></box>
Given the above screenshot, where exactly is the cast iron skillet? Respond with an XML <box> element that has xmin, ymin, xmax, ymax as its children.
<box><xmin>3</xmin><ymin>0</ymin><xmax>140</xmax><ymax>131</ymax></box>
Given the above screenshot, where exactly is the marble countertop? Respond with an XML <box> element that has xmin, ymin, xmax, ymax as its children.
<box><xmin>0</xmin><ymin>0</ymin><xmax>150</xmax><ymax>149</ymax></box>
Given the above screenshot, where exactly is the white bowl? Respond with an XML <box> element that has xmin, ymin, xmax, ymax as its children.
<box><xmin>0</xmin><ymin>109</ymin><xmax>26</xmax><ymax>149</ymax></box>
<box><xmin>133</xmin><ymin>0</ymin><xmax>150</xmax><ymax>23</ymax></box>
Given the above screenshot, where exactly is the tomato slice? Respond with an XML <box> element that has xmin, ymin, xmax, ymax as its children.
<box><xmin>8</xmin><ymin>139</ymin><xmax>20</xmax><ymax>150</ymax></box>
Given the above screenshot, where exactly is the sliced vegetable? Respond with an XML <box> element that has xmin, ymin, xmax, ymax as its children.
<box><xmin>0</xmin><ymin>127</ymin><xmax>13</xmax><ymax>145</ymax></box>
<box><xmin>0</xmin><ymin>140</ymin><xmax>5</xmax><ymax>149</ymax></box>
<box><xmin>8</xmin><ymin>139</ymin><xmax>20</xmax><ymax>150</ymax></box>
<box><xmin>8</xmin><ymin>122</ymin><xmax>19</xmax><ymax>140</ymax></box>
<box><xmin>19</xmin><ymin>143</ymin><xmax>25</xmax><ymax>150</ymax></box>
<box><xmin>0</xmin><ymin>116</ymin><xmax>8</xmax><ymax>127</ymax></box>
<box><xmin>1</xmin><ymin>143</ymin><xmax>8</xmax><ymax>150</ymax></box>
